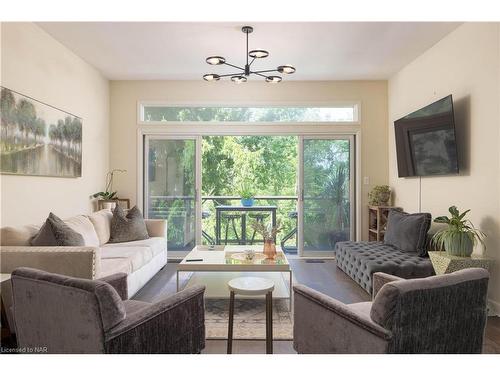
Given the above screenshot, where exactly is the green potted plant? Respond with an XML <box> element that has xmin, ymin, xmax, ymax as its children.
<box><xmin>91</xmin><ymin>169</ymin><xmax>126</xmax><ymax>201</ymax></box>
<box><xmin>238</xmin><ymin>180</ymin><xmax>255</xmax><ymax>207</ymax></box>
<box><xmin>368</xmin><ymin>185</ymin><xmax>391</xmax><ymax>206</ymax></box>
<box><xmin>431</xmin><ymin>206</ymin><xmax>485</xmax><ymax>257</ymax></box>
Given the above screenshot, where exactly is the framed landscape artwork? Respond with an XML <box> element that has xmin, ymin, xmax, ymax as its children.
<box><xmin>0</xmin><ymin>87</ymin><xmax>82</xmax><ymax>177</ymax></box>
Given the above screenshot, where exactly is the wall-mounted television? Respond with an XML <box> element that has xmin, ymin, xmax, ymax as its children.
<box><xmin>394</xmin><ymin>95</ymin><xmax>459</xmax><ymax>177</ymax></box>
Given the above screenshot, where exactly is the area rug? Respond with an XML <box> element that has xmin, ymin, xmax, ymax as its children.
<box><xmin>205</xmin><ymin>298</ymin><xmax>293</xmax><ymax>340</ymax></box>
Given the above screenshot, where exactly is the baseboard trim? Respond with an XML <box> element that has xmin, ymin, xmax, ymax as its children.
<box><xmin>488</xmin><ymin>299</ymin><xmax>500</xmax><ymax>316</ymax></box>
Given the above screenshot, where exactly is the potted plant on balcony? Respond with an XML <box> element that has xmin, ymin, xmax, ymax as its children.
<box><xmin>431</xmin><ymin>206</ymin><xmax>486</xmax><ymax>257</ymax></box>
<box><xmin>238</xmin><ymin>180</ymin><xmax>255</xmax><ymax>207</ymax></box>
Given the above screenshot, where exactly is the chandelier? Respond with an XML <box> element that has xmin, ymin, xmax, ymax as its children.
<box><xmin>203</xmin><ymin>26</ymin><xmax>296</xmax><ymax>83</ymax></box>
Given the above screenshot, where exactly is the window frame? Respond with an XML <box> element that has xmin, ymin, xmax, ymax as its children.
<box><xmin>137</xmin><ymin>100</ymin><xmax>361</xmax><ymax>126</ymax></box>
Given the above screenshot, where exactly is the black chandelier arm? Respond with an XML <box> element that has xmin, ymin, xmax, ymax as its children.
<box><xmin>251</xmin><ymin>72</ymin><xmax>271</xmax><ymax>79</ymax></box>
<box><xmin>248</xmin><ymin>57</ymin><xmax>256</xmax><ymax>66</ymax></box>
<box><xmin>217</xmin><ymin>72</ymin><xmax>245</xmax><ymax>78</ymax></box>
<box><xmin>222</xmin><ymin>62</ymin><xmax>245</xmax><ymax>71</ymax></box>
<box><xmin>251</xmin><ymin>69</ymin><xmax>279</xmax><ymax>74</ymax></box>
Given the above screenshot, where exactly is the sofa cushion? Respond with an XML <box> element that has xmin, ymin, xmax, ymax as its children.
<box><xmin>0</xmin><ymin>224</ymin><xmax>40</xmax><ymax>246</ymax></box>
<box><xmin>384</xmin><ymin>210</ymin><xmax>431</xmax><ymax>255</ymax></box>
<box><xmin>100</xmin><ymin>246</ymin><xmax>153</xmax><ymax>273</ymax></box>
<box><xmin>30</xmin><ymin>213</ymin><xmax>85</xmax><ymax>246</ymax></box>
<box><xmin>109</xmin><ymin>206</ymin><xmax>149</xmax><ymax>243</ymax></box>
<box><xmin>99</xmin><ymin>258</ymin><xmax>133</xmax><ymax>278</ymax></box>
<box><xmin>88</xmin><ymin>209</ymin><xmax>113</xmax><ymax>245</ymax></box>
<box><xmin>102</xmin><ymin>237</ymin><xmax>167</xmax><ymax>257</ymax></box>
<box><xmin>64</xmin><ymin>215</ymin><xmax>100</xmax><ymax>247</ymax></box>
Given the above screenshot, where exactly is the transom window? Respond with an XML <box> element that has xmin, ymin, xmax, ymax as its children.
<box><xmin>140</xmin><ymin>105</ymin><xmax>359</xmax><ymax>123</ymax></box>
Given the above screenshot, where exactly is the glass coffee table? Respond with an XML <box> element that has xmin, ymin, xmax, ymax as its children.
<box><xmin>177</xmin><ymin>245</ymin><xmax>293</xmax><ymax>310</ymax></box>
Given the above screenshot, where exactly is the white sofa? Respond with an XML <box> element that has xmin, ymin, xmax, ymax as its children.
<box><xmin>0</xmin><ymin>209</ymin><xmax>168</xmax><ymax>298</ymax></box>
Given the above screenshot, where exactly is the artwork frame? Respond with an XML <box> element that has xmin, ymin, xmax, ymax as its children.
<box><xmin>0</xmin><ymin>86</ymin><xmax>82</xmax><ymax>178</ymax></box>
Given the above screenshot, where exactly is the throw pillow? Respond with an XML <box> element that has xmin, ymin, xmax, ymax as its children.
<box><xmin>64</xmin><ymin>215</ymin><xmax>100</xmax><ymax>247</ymax></box>
<box><xmin>109</xmin><ymin>205</ymin><xmax>149</xmax><ymax>243</ymax></box>
<box><xmin>384</xmin><ymin>210</ymin><xmax>431</xmax><ymax>255</ymax></box>
<box><xmin>88</xmin><ymin>209</ymin><xmax>113</xmax><ymax>245</ymax></box>
<box><xmin>30</xmin><ymin>213</ymin><xmax>85</xmax><ymax>246</ymax></box>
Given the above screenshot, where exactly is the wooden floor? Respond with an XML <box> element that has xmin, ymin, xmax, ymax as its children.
<box><xmin>134</xmin><ymin>258</ymin><xmax>500</xmax><ymax>354</ymax></box>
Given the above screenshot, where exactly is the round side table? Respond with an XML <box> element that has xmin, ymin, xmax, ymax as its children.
<box><xmin>227</xmin><ymin>277</ymin><xmax>275</xmax><ymax>354</ymax></box>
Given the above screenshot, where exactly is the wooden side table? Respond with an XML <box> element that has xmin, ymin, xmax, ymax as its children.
<box><xmin>97</xmin><ymin>199</ymin><xmax>130</xmax><ymax>211</ymax></box>
<box><xmin>227</xmin><ymin>277</ymin><xmax>274</xmax><ymax>354</ymax></box>
<box><xmin>428</xmin><ymin>251</ymin><xmax>495</xmax><ymax>275</ymax></box>
<box><xmin>368</xmin><ymin>206</ymin><xmax>401</xmax><ymax>241</ymax></box>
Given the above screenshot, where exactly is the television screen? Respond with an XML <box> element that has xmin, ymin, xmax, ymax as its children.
<box><xmin>394</xmin><ymin>95</ymin><xmax>459</xmax><ymax>177</ymax></box>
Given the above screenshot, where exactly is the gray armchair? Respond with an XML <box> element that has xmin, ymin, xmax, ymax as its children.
<box><xmin>10</xmin><ymin>267</ymin><xmax>205</xmax><ymax>354</ymax></box>
<box><xmin>293</xmin><ymin>268</ymin><xmax>489</xmax><ymax>354</ymax></box>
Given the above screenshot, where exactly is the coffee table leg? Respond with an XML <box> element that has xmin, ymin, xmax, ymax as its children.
<box><xmin>227</xmin><ymin>291</ymin><xmax>235</xmax><ymax>354</ymax></box>
<box><xmin>266</xmin><ymin>291</ymin><xmax>273</xmax><ymax>354</ymax></box>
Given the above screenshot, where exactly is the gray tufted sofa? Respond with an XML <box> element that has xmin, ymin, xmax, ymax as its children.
<box><xmin>335</xmin><ymin>241</ymin><xmax>434</xmax><ymax>294</ymax></box>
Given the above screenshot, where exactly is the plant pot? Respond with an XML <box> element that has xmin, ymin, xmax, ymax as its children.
<box><xmin>263</xmin><ymin>239</ymin><xmax>277</xmax><ymax>260</ymax></box>
<box><xmin>241</xmin><ymin>198</ymin><xmax>254</xmax><ymax>207</ymax></box>
<box><xmin>445</xmin><ymin>232</ymin><xmax>474</xmax><ymax>257</ymax></box>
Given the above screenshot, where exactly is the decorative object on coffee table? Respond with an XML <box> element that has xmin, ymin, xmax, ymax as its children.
<box><xmin>428</xmin><ymin>251</ymin><xmax>494</xmax><ymax>275</ymax></box>
<box><xmin>368</xmin><ymin>206</ymin><xmax>401</xmax><ymax>241</ymax></box>
<box><xmin>368</xmin><ymin>185</ymin><xmax>391</xmax><ymax>206</ymax></box>
<box><xmin>227</xmin><ymin>277</ymin><xmax>275</xmax><ymax>354</ymax></box>
<box><xmin>250</xmin><ymin>220</ymin><xmax>282</xmax><ymax>259</ymax></box>
<box><xmin>1</xmin><ymin>87</ymin><xmax>82</xmax><ymax>177</ymax></box>
<box><xmin>432</xmin><ymin>206</ymin><xmax>486</xmax><ymax>257</ymax></box>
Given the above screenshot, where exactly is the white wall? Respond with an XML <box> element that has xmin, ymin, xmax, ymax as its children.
<box><xmin>388</xmin><ymin>23</ymin><xmax>500</xmax><ymax>310</ymax></box>
<box><xmin>0</xmin><ymin>23</ymin><xmax>109</xmax><ymax>227</ymax></box>
<box><xmin>110</xmin><ymin>80</ymin><xmax>388</xmax><ymax>240</ymax></box>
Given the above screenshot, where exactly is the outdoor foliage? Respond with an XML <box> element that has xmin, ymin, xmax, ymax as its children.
<box><xmin>145</xmin><ymin>108</ymin><xmax>351</xmax><ymax>250</ymax></box>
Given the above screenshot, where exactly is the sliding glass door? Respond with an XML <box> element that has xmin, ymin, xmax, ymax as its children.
<box><xmin>299</xmin><ymin>136</ymin><xmax>355</xmax><ymax>256</ymax></box>
<box><xmin>144</xmin><ymin>136</ymin><xmax>199</xmax><ymax>252</ymax></box>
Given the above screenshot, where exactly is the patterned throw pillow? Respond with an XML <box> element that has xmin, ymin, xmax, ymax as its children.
<box><xmin>109</xmin><ymin>205</ymin><xmax>149</xmax><ymax>243</ymax></box>
<box><xmin>30</xmin><ymin>213</ymin><xmax>85</xmax><ymax>246</ymax></box>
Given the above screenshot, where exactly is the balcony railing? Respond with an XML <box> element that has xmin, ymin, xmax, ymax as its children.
<box><xmin>148</xmin><ymin>195</ymin><xmax>298</xmax><ymax>252</ymax></box>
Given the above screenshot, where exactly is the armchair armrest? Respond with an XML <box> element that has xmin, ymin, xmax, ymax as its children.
<box><xmin>372</xmin><ymin>272</ymin><xmax>403</xmax><ymax>299</ymax></box>
<box><xmin>105</xmin><ymin>285</ymin><xmax>205</xmax><ymax>354</ymax></box>
<box><xmin>144</xmin><ymin>219</ymin><xmax>167</xmax><ymax>238</ymax></box>
<box><xmin>0</xmin><ymin>246</ymin><xmax>100</xmax><ymax>279</ymax></box>
<box><xmin>293</xmin><ymin>284</ymin><xmax>391</xmax><ymax>354</ymax></box>
<box><xmin>98</xmin><ymin>272</ymin><xmax>128</xmax><ymax>300</ymax></box>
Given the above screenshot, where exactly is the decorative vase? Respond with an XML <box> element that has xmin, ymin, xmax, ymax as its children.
<box><xmin>445</xmin><ymin>232</ymin><xmax>473</xmax><ymax>257</ymax></box>
<box><xmin>263</xmin><ymin>239</ymin><xmax>277</xmax><ymax>260</ymax></box>
<box><xmin>241</xmin><ymin>198</ymin><xmax>255</xmax><ymax>207</ymax></box>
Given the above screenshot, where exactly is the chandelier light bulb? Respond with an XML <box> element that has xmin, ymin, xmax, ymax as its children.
<box><xmin>231</xmin><ymin>75</ymin><xmax>247</xmax><ymax>83</ymax></box>
<box><xmin>277</xmin><ymin>65</ymin><xmax>296</xmax><ymax>74</ymax></box>
<box><xmin>248</xmin><ymin>49</ymin><xmax>269</xmax><ymax>58</ymax></box>
<box><xmin>203</xmin><ymin>74</ymin><xmax>220</xmax><ymax>81</ymax></box>
<box><xmin>206</xmin><ymin>56</ymin><xmax>226</xmax><ymax>65</ymax></box>
<box><xmin>265</xmin><ymin>76</ymin><xmax>282</xmax><ymax>83</ymax></box>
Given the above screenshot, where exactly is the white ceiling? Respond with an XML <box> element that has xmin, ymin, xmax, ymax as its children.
<box><xmin>37</xmin><ymin>22</ymin><xmax>460</xmax><ymax>81</ymax></box>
